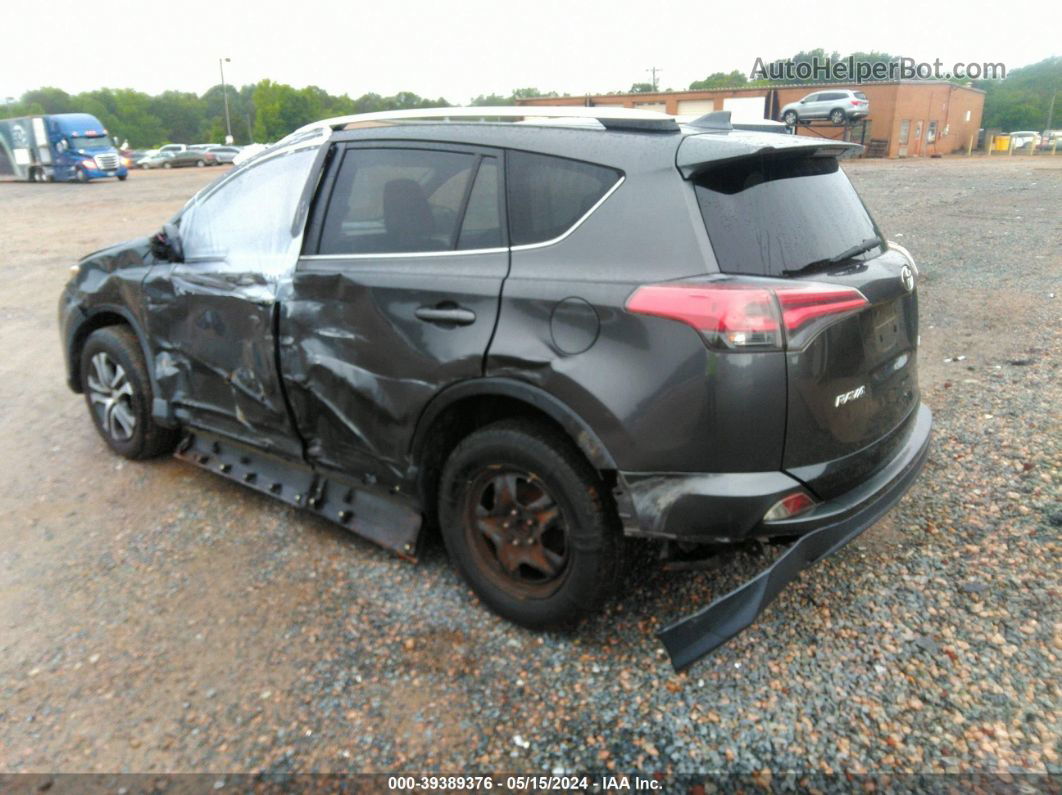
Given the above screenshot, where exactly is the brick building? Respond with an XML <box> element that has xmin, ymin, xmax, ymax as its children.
<box><xmin>516</xmin><ymin>81</ymin><xmax>985</xmax><ymax>158</ymax></box>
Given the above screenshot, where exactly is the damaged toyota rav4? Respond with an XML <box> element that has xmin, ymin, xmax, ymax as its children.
<box><xmin>59</xmin><ymin>107</ymin><xmax>931</xmax><ymax>670</ymax></box>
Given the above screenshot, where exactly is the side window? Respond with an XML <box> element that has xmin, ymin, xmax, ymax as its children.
<box><xmin>506</xmin><ymin>151</ymin><xmax>621</xmax><ymax>246</ymax></box>
<box><xmin>181</xmin><ymin>147</ymin><xmax>317</xmax><ymax>273</ymax></box>
<box><xmin>318</xmin><ymin>148</ymin><xmax>482</xmax><ymax>255</ymax></box>
<box><xmin>457</xmin><ymin>158</ymin><xmax>503</xmax><ymax>250</ymax></box>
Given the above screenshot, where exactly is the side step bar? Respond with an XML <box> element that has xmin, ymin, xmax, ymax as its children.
<box><xmin>174</xmin><ymin>430</ymin><xmax>422</xmax><ymax>559</ymax></box>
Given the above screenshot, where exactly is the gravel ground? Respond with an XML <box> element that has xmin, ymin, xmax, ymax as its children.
<box><xmin>0</xmin><ymin>159</ymin><xmax>1058</xmax><ymax>783</ymax></box>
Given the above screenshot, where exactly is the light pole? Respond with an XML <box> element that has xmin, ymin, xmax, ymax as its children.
<box><xmin>219</xmin><ymin>57</ymin><xmax>233</xmax><ymax>144</ymax></box>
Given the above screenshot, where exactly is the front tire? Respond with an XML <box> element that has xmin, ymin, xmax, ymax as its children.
<box><xmin>117</xmin><ymin>173</ymin><xmax>127</xmax><ymax>181</ymax></box>
<box><xmin>782</xmin><ymin>110</ymin><xmax>798</xmax><ymax>125</ymax></box>
<box><xmin>76</xmin><ymin>168</ymin><xmax>88</xmax><ymax>183</ymax></box>
<box><xmin>438</xmin><ymin>419</ymin><xmax>621</xmax><ymax>629</ymax></box>
<box><xmin>163</xmin><ymin>162</ymin><xmax>172</xmax><ymax>169</ymax></box>
<box><xmin>79</xmin><ymin>327</ymin><xmax>178</xmax><ymax>460</ymax></box>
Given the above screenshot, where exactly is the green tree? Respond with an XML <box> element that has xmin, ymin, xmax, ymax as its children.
<box><xmin>512</xmin><ymin>87</ymin><xmax>556</xmax><ymax>100</ymax></box>
<box><xmin>976</xmin><ymin>56</ymin><xmax>1061</xmax><ymax>131</ymax></box>
<box><xmin>20</xmin><ymin>87</ymin><xmax>75</xmax><ymax>114</ymax></box>
<box><xmin>689</xmin><ymin>70</ymin><xmax>748</xmax><ymax>90</ymax></box>
<box><xmin>470</xmin><ymin>93</ymin><xmax>512</xmax><ymax>106</ymax></box>
<box><xmin>252</xmin><ymin>80</ymin><xmax>315</xmax><ymax>141</ymax></box>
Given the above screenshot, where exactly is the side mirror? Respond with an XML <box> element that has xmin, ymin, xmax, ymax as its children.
<box><xmin>151</xmin><ymin>222</ymin><xmax>184</xmax><ymax>262</ymax></box>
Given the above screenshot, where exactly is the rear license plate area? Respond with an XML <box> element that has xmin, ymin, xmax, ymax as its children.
<box><xmin>870</xmin><ymin>303</ymin><xmax>900</xmax><ymax>353</ymax></box>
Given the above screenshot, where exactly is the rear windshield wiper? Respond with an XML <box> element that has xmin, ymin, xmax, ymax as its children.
<box><xmin>783</xmin><ymin>236</ymin><xmax>883</xmax><ymax>277</ymax></box>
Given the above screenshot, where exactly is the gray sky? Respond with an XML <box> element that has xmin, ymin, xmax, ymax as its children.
<box><xmin>3</xmin><ymin>0</ymin><xmax>1055</xmax><ymax>101</ymax></box>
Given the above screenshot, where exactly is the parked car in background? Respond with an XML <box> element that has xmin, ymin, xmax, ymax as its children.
<box><xmin>188</xmin><ymin>143</ymin><xmax>216</xmax><ymax>151</ymax></box>
<box><xmin>164</xmin><ymin>149</ymin><xmax>218</xmax><ymax>168</ymax></box>
<box><xmin>158</xmin><ymin>144</ymin><xmax>187</xmax><ymax>155</ymax></box>
<box><xmin>1041</xmin><ymin>130</ymin><xmax>1062</xmax><ymax>150</ymax></box>
<box><xmin>59</xmin><ymin>106</ymin><xmax>930</xmax><ymax>671</ymax></box>
<box><xmin>1008</xmin><ymin>131</ymin><xmax>1041</xmax><ymax>150</ymax></box>
<box><xmin>121</xmin><ymin>149</ymin><xmax>152</xmax><ymax>168</ymax></box>
<box><xmin>781</xmin><ymin>89</ymin><xmax>869</xmax><ymax>125</ymax></box>
<box><xmin>138</xmin><ymin>151</ymin><xmax>175</xmax><ymax>169</ymax></box>
<box><xmin>206</xmin><ymin>145</ymin><xmax>241</xmax><ymax>164</ymax></box>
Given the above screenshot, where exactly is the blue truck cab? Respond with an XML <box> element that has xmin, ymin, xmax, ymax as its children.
<box><xmin>0</xmin><ymin>112</ymin><xmax>128</xmax><ymax>183</ymax></box>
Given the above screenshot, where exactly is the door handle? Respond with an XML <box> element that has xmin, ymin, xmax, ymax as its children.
<box><xmin>415</xmin><ymin>305</ymin><xmax>476</xmax><ymax>326</ymax></box>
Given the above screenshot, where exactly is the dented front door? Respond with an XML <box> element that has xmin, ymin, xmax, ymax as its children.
<box><xmin>279</xmin><ymin>143</ymin><xmax>508</xmax><ymax>483</ymax></box>
<box><xmin>143</xmin><ymin>147</ymin><xmax>319</xmax><ymax>457</ymax></box>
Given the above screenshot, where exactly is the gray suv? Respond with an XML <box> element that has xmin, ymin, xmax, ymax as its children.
<box><xmin>58</xmin><ymin>107</ymin><xmax>929</xmax><ymax>670</ymax></box>
<box><xmin>781</xmin><ymin>89</ymin><xmax>870</xmax><ymax>125</ymax></box>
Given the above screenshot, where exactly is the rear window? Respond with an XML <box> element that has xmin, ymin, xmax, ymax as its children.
<box><xmin>694</xmin><ymin>154</ymin><xmax>879</xmax><ymax>277</ymax></box>
<box><xmin>506</xmin><ymin>151</ymin><xmax>621</xmax><ymax>246</ymax></box>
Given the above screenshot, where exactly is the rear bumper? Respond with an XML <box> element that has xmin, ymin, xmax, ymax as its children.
<box><xmin>620</xmin><ymin>402</ymin><xmax>929</xmax><ymax>543</ymax></box>
<box><xmin>656</xmin><ymin>403</ymin><xmax>932</xmax><ymax>670</ymax></box>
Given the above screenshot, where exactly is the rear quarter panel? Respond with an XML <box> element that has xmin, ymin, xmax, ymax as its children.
<box><xmin>487</xmin><ymin>163</ymin><xmax>787</xmax><ymax>473</ymax></box>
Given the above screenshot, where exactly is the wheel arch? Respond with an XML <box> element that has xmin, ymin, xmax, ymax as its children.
<box><xmin>68</xmin><ymin>305</ymin><xmax>156</xmax><ymax>397</ymax></box>
<box><xmin>411</xmin><ymin>378</ymin><xmax>617</xmax><ymax>471</ymax></box>
<box><xmin>409</xmin><ymin>378</ymin><xmax>620</xmax><ymax>528</ymax></box>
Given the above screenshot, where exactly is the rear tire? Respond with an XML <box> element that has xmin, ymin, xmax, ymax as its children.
<box><xmin>163</xmin><ymin>162</ymin><xmax>172</xmax><ymax>169</ymax></box>
<box><xmin>438</xmin><ymin>419</ymin><xmax>622</xmax><ymax>629</ymax></box>
<box><xmin>830</xmin><ymin>108</ymin><xmax>847</xmax><ymax>124</ymax></box>
<box><xmin>196</xmin><ymin>159</ymin><xmax>206</xmax><ymax>167</ymax></box>
<box><xmin>79</xmin><ymin>326</ymin><xmax>178</xmax><ymax>460</ymax></box>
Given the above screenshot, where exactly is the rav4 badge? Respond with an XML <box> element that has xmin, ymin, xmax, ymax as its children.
<box><xmin>834</xmin><ymin>385</ymin><xmax>867</xmax><ymax>407</ymax></box>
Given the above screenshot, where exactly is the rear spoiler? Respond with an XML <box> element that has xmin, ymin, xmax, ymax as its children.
<box><xmin>677</xmin><ymin>113</ymin><xmax>863</xmax><ymax>178</ymax></box>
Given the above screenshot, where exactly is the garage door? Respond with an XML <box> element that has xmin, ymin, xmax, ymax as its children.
<box><xmin>677</xmin><ymin>99</ymin><xmax>715</xmax><ymax>115</ymax></box>
<box><xmin>722</xmin><ymin>96</ymin><xmax>768</xmax><ymax>121</ymax></box>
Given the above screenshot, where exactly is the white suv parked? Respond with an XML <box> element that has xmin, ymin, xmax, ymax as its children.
<box><xmin>781</xmin><ymin>89</ymin><xmax>869</xmax><ymax>126</ymax></box>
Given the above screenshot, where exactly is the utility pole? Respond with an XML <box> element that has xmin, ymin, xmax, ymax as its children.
<box><xmin>219</xmin><ymin>57</ymin><xmax>233</xmax><ymax>145</ymax></box>
<box><xmin>1045</xmin><ymin>90</ymin><xmax>1057</xmax><ymax>134</ymax></box>
<box><xmin>646</xmin><ymin>66</ymin><xmax>661</xmax><ymax>92</ymax></box>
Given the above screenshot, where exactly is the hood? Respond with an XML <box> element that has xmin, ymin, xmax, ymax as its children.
<box><xmin>78</xmin><ymin>236</ymin><xmax>154</xmax><ymax>270</ymax></box>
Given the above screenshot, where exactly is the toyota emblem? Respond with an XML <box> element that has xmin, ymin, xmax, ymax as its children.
<box><xmin>900</xmin><ymin>265</ymin><xmax>915</xmax><ymax>292</ymax></box>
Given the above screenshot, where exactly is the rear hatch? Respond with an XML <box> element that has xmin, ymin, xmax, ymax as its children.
<box><xmin>688</xmin><ymin>143</ymin><xmax>919</xmax><ymax>500</ymax></box>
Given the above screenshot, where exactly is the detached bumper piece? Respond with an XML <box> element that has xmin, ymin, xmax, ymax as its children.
<box><xmin>658</xmin><ymin>405</ymin><xmax>932</xmax><ymax>671</ymax></box>
<box><xmin>175</xmin><ymin>430</ymin><xmax>421</xmax><ymax>559</ymax></box>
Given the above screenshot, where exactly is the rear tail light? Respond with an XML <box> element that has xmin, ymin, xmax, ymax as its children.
<box><xmin>763</xmin><ymin>492</ymin><xmax>816</xmax><ymax>522</ymax></box>
<box><xmin>625</xmin><ymin>281</ymin><xmax>868</xmax><ymax>351</ymax></box>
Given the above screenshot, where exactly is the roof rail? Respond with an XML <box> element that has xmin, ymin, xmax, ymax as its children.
<box><xmin>292</xmin><ymin>106</ymin><xmax>680</xmax><ymax>135</ymax></box>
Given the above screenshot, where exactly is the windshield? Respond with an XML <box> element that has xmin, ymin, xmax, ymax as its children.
<box><xmin>694</xmin><ymin>154</ymin><xmax>880</xmax><ymax>277</ymax></box>
<box><xmin>69</xmin><ymin>135</ymin><xmax>113</xmax><ymax>150</ymax></box>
